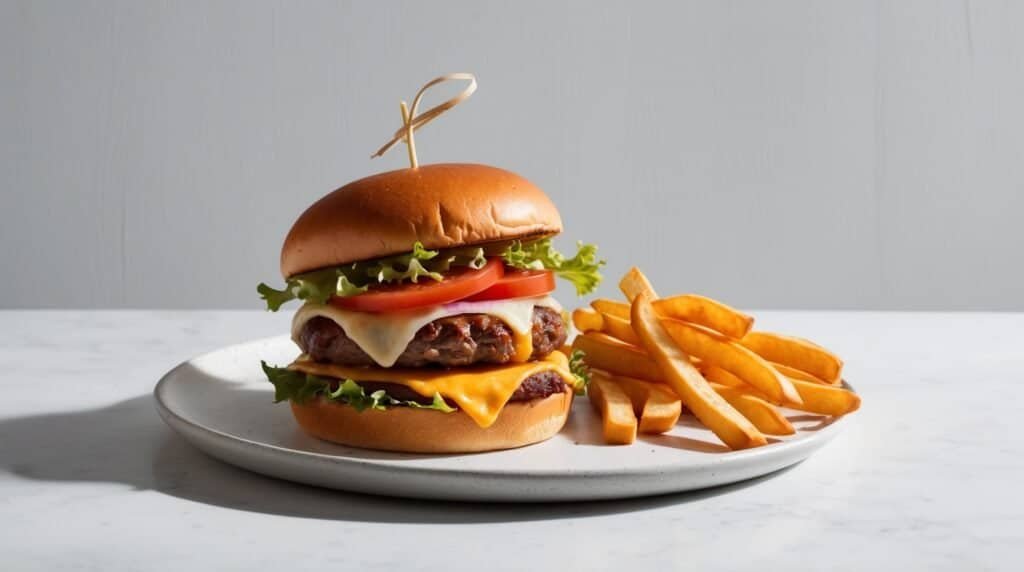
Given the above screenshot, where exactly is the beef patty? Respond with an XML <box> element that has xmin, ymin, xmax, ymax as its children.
<box><xmin>298</xmin><ymin>306</ymin><xmax>567</xmax><ymax>367</ymax></box>
<box><xmin>356</xmin><ymin>369</ymin><xmax>569</xmax><ymax>407</ymax></box>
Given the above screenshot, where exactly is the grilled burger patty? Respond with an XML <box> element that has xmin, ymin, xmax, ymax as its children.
<box><xmin>355</xmin><ymin>370</ymin><xmax>569</xmax><ymax>407</ymax></box>
<box><xmin>298</xmin><ymin>306</ymin><xmax>568</xmax><ymax>367</ymax></box>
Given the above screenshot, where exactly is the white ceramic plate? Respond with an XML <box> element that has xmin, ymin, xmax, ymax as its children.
<box><xmin>154</xmin><ymin>335</ymin><xmax>853</xmax><ymax>502</ymax></box>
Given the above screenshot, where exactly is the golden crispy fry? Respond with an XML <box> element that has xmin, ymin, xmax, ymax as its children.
<box><xmin>572</xmin><ymin>332</ymin><xmax>663</xmax><ymax>382</ymax></box>
<box><xmin>656</xmin><ymin>295</ymin><xmax>753</xmax><ymax>339</ymax></box>
<box><xmin>605</xmin><ymin>374</ymin><xmax>682</xmax><ymax>434</ymax></box>
<box><xmin>619</xmin><ymin>267</ymin><xmax>658</xmax><ymax>301</ymax></box>
<box><xmin>578</xmin><ymin>330</ymin><xmax>641</xmax><ymax>349</ymax></box>
<box><xmin>598</xmin><ymin>358</ymin><xmax>792</xmax><ymax>435</ymax></box>
<box><xmin>710</xmin><ymin>383</ymin><xmax>795</xmax><ymax>435</ymax></box>
<box><xmin>702</xmin><ymin>364</ymin><xmax>860</xmax><ymax>416</ymax></box>
<box><xmin>588</xmin><ymin>371</ymin><xmax>638</xmax><ymax>444</ymax></box>
<box><xmin>571</xmin><ymin>308</ymin><xmax>604</xmax><ymax>333</ymax></box>
<box><xmin>771</xmin><ymin>362</ymin><xmax>841</xmax><ymax>386</ymax></box>
<box><xmin>787</xmin><ymin>378</ymin><xmax>860</xmax><ymax>416</ymax></box>
<box><xmin>590</xmin><ymin>298</ymin><xmax>631</xmax><ymax>320</ymax></box>
<box><xmin>740</xmin><ymin>331</ymin><xmax>843</xmax><ymax>384</ymax></box>
<box><xmin>631</xmin><ymin>292</ymin><xmax>767</xmax><ymax>450</ymax></box>
<box><xmin>601</xmin><ymin>373</ymin><xmax>646</xmax><ymax>415</ymax></box>
<box><xmin>596</xmin><ymin>358</ymin><xmax>789</xmax><ymax>435</ymax></box>
<box><xmin>700</xmin><ymin>364</ymin><xmax>746</xmax><ymax>387</ymax></box>
<box><xmin>660</xmin><ymin>319</ymin><xmax>802</xmax><ymax>405</ymax></box>
<box><xmin>558</xmin><ymin>344</ymin><xmax>573</xmax><ymax>357</ymax></box>
<box><xmin>598</xmin><ymin>312</ymin><xmax>642</xmax><ymax>346</ymax></box>
<box><xmin>592</xmin><ymin>296</ymin><xmax>752</xmax><ymax>339</ymax></box>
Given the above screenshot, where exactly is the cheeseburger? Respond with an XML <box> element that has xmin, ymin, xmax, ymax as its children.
<box><xmin>258</xmin><ymin>163</ymin><xmax>602</xmax><ymax>453</ymax></box>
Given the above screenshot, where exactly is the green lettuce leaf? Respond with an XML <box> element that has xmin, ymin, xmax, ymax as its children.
<box><xmin>261</xmin><ymin>362</ymin><xmax>455</xmax><ymax>413</ymax></box>
<box><xmin>261</xmin><ymin>361</ymin><xmax>326</xmax><ymax>403</ymax></box>
<box><xmin>258</xmin><ymin>236</ymin><xmax>605</xmax><ymax>311</ymax></box>
<box><xmin>324</xmin><ymin>379</ymin><xmax>388</xmax><ymax>412</ymax></box>
<box><xmin>356</xmin><ymin>242</ymin><xmax>488</xmax><ymax>283</ymax></box>
<box><xmin>430</xmin><ymin>246</ymin><xmax>489</xmax><ymax>273</ymax></box>
<box><xmin>568</xmin><ymin>349</ymin><xmax>591</xmax><ymax>395</ymax></box>
<box><xmin>406</xmin><ymin>392</ymin><xmax>457</xmax><ymax>413</ymax></box>
<box><xmin>363</xmin><ymin>241</ymin><xmax>444</xmax><ymax>284</ymax></box>
<box><xmin>257</xmin><ymin>269</ymin><xmax>368</xmax><ymax>311</ymax></box>
<box><xmin>258</xmin><ymin>241</ymin><xmax>486</xmax><ymax>311</ymax></box>
<box><xmin>256</xmin><ymin>283</ymin><xmax>297</xmax><ymax>313</ymax></box>
<box><xmin>502</xmin><ymin>238</ymin><xmax>605</xmax><ymax>296</ymax></box>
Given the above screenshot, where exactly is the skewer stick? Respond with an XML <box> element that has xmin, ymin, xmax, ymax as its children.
<box><xmin>372</xmin><ymin>73</ymin><xmax>477</xmax><ymax>168</ymax></box>
<box><xmin>399</xmin><ymin>101</ymin><xmax>416</xmax><ymax>168</ymax></box>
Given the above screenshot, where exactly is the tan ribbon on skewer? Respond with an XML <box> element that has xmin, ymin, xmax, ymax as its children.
<box><xmin>371</xmin><ymin>73</ymin><xmax>478</xmax><ymax>168</ymax></box>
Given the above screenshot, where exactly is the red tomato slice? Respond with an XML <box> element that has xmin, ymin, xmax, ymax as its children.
<box><xmin>463</xmin><ymin>269</ymin><xmax>556</xmax><ymax>302</ymax></box>
<box><xmin>330</xmin><ymin>258</ymin><xmax>504</xmax><ymax>313</ymax></box>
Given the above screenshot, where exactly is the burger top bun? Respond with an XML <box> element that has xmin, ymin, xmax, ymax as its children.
<box><xmin>280</xmin><ymin>163</ymin><xmax>563</xmax><ymax>278</ymax></box>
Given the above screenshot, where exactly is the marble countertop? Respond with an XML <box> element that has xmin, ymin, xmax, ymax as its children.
<box><xmin>1</xmin><ymin>310</ymin><xmax>1020</xmax><ymax>571</ymax></box>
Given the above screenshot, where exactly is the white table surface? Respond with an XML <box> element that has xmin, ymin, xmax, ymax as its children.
<box><xmin>1</xmin><ymin>310</ymin><xmax>1020</xmax><ymax>571</ymax></box>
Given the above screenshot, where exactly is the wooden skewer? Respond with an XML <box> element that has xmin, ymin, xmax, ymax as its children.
<box><xmin>372</xmin><ymin>73</ymin><xmax>477</xmax><ymax>168</ymax></box>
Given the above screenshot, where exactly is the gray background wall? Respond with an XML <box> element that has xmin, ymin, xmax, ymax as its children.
<box><xmin>3</xmin><ymin>1</ymin><xmax>1022</xmax><ymax>310</ymax></box>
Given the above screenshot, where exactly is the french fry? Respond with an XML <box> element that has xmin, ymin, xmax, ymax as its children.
<box><xmin>590</xmin><ymin>298</ymin><xmax>631</xmax><ymax>319</ymax></box>
<box><xmin>609</xmin><ymin>367</ymin><xmax>788</xmax><ymax>435</ymax></box>
<box><xmin>588</xmin><ymin>371</ymin><xmax>638</xmax><ymax>444</ymax></box>
<box><xmin>740</xmin><ymin>331</ymin><xmax>843</xmax><ymax>384</ymax></box>
<box><xmin>592</xmin><ymin>296</ymin><xmax>753</xmax><ymax>339</ymax></box>
<box><xmin>619</xmin><ymin>267</ymin><xmax>658</xmax><ymax>300</ymax></box>
<box><xmin>606</xmin><ymin>357</ymin><xmax>791</xmax><ymax>435</ymax></box>
<box><xmin>771</xmin><ymin>362</ymin><xmax>840</xmax><ymax>386</ymax></box>
<box><xmin>602</xmin><ymin>374</ymin><xmax>646</xmax><ymax>415</ymax></box>
<box><xmin>700</xmin><ymin>364</ymin><xmax>746</xmax><ymax>387</ymax></box>
<box><xmin>702</xmin><ymin>364</ymin><xmax>860</xmax><ymax>416</ymax></box>
<box><xmin>580</xmin><ymin>325</ymin><xmax>852</xmax><ymax>419</ymax></box>
<box><xmin>605</xmin><ymin>375</ymin><xmax>682</xmax><ymax>434</ymax></box>
<box><xmin>656</xmin><ymin>295</ymin><xmax>754</xmax><ymax>339</ymax></box>
<box><xmin>693</xmin><ymin>365</ymin><xmax>794</xmax><ymax>433</ymax></box>
<box><xmin>577</xmin><ymin>267</ymin><xmax>858</xmax><ymax>448</ymax></box>
<box><xmin>597</xmin><ymin>312</ymin><xmax>642</xmax><ymax>346</ymax></box>
<box><xmin>711</xmin><ymin>383</ymin><xmax>795</xmax><ymax>436</ymax></box>
<box><xmin>571</xmin><ymin>308</ymin><xmax>604</xmax><ymax>333</ymax></box>
<box><xmin>787</xmin><ymin>379</ymin><xmax>860</xmax><ymax>416</ymax></box>
<box><xmin>660</xmin><ymin>319</ymin><xmax>802</xmax><ymax>405</ymax></box>
<box><xmin>572</xmin><ymin>332</ymin><xmax>663</xmax><ymax>382</ymax></box>
<box><xmin>631</xmin><ymin>291</ymin><xmax>767</xmax><ymax>450</ymax></box>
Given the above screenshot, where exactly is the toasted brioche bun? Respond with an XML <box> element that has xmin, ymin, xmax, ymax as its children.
<box><xmin>290</xmin><ymin>391</ymin><xmax>573</xmax><ymax>453</ymax></box>
<box><xmin>280</xmin><ymin>163</ymin><xmax>563</xmax><ymax>278</ymax></box>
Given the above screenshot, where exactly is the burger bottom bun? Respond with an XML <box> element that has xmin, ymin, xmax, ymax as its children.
<box><xmin>290</xmin><ymin>392</ymin><xmax>573</xmax><ymax>454</ymax></box>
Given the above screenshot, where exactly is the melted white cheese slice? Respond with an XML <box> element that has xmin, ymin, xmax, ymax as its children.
<box><xmin>291</xmin><ymin>295</ymin><xmax>562</xmax><ymax>368</ymax></box>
